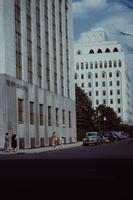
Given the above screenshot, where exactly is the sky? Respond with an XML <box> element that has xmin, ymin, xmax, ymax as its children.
<box><xmin>72</xmin><ymin>0</ymin><xmax>133</xmax><ymax>114</ymax></box>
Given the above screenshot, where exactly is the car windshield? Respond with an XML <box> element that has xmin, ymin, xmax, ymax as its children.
<box><xmin>86</xmin><ymin>132</ymin><xmax>97</xmax><ymax>137</ymax></box>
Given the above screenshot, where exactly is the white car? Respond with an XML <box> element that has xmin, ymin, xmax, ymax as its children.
<box><xmin>83</xmin><ymin>132</ymin><xmax>101</xmax><ymax>146</ymax></box>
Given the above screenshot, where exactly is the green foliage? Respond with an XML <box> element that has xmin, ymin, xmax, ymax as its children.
<box><xmin>76</xmin><ymin>86</ymin><xmax>133</xmax><ymax>140</ymax></box>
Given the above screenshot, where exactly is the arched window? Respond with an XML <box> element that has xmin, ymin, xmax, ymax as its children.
<box><xmin>75</xmin><ymin>73</ymin><xmax>78</xmax><ymax>80</ymax></box>
<box><xmin>104</xmin><ymin>61</ymin><xmax>107</xmax><ymax>68</ymax></box>
<box><xmin>97</xmin><ymin>49</ymin><xmax>102</xmax><ymax>53</ymax></box>
<box><xmin>116</xmin><ymin>71</ymin><xmax>120</xmax><ymax>77</ymax></box>
<box><xmin>105</xmin><ymin>48</ymin><xmax>110</xmax><ymax>53</ymax></box>
<box><xmin>118</xmin><ymin>60</ymin><xmax>121</xmax><ymax>67</ymax></box>
<box><xmin>113</xmin><ymin>47</ymin><xmax>118</xmax><ymax>52</ymax></box>
<box><xmin>114</xmin><ymin>60</ymin><xmax>117</xmax><ymax>67</ymax></box>
<box><xmin>90</xmin><ymin>62</ymin><xmax>93</xmax><ymax>69</ymax></box>
<box><xmin>95</xmin><ymin>61</ymin><xmax>98</xmax><ymax>69</ymax></box>
<box><xmin>99</xmin><ymin>61</ymin><xmax>102</xmax><ymax>68</ymax></box>
<box><xmin>81</xmin><ymin>74</ymin><xmax>84</xmax><ymax>79</ymax></box>
<box><xmin>76</xmin><ymin>63</ymin><xmax>79</xmax><ymax>70</ymax></box>
<box><xmin>102</xmin><ymin>72</ymin><xmax>106</xmax><ymax>78</ymax></box>
<box><xmin>77</xmin><ymin>50</ymin><xmax>81</xmax><ymax>55</ymax></box>
<box><xmin>85</xmin><ymin>62</ymin><xmax>88</xmax><ymax>69</ymax></box>
<box><xmin>88</xmin><ymin>73</ymin><xmax>92</xmax><ymax>79</ymax></box>
<box><xmin>81</xmin><ymin>62</ymin><xmax>84</xmax><ymax>69</ymax></box>
<box><xmin>109</xmin><ymin>60</ymin><xmax>112</xmax><ymax>68</ymax></box>
<box><xmin>89</xmin><ymin>49</ymin><xmax>94</xmax><ymax>54</ymax></box>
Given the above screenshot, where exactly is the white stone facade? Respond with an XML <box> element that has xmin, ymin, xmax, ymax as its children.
<box><xmin>0</xmin><ymin>0</ymin><xmax>76</xmax><ymax>148</ymax></box>
<box><xmin>74</xmin><ymin>31</ymin><xmax>132</xmax><ymax>124</ymax></box>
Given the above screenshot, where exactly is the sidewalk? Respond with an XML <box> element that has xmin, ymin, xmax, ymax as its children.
<box><xmin>0</xmin><ymin>141</ymin><xmax>82</xmax><ymax>155</ymax></box>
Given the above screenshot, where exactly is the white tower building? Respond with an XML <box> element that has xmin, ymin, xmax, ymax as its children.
<box><xmin>0</xmin><ymin>0</ymin><xmax>76</xmax><ymax>149</ymax></box>
<box><xmin>74</xmin><ymin>31</ymin><xmax>132</xmax><ymax>124</ymax></box>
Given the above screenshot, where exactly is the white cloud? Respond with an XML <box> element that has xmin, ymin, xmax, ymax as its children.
<box><xmin>82</xmin><ymin>0</ymin><xmax>107</xmax><ymax>8</ymax></box>
<box><xmin>72</xmin><ymin>0</ymin><xmax>107</xmax><ymax>18</ymax></box>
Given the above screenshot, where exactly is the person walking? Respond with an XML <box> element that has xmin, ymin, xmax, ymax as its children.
<box><xmin>51</xmin><ymin>131</ymin><xmax>57</xmax><ymax>147</ymax></box>
<box><xmin>60</xmin><ymin>137</ymin><xmax>64</xmax><ymax>148</ymax></box>
<box><xmin>4</xmin><ymin>132</ymin><xmax>10</xmax><ymax>152</ymax></box>
<box><xmin>11</xmin><ymin>133</ymin><xmax>17</xmax><ymax>152</ymax></box>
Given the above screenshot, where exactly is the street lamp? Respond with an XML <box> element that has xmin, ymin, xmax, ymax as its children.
<box><xmin>103</xmin><ymin>116</ymin><xmax>106</xmax><ymax>131</ymax></box>
<box><xmin>97</xmin><ymin>111</ymin><xmax>101</xmax><ymax>132</ymax></box>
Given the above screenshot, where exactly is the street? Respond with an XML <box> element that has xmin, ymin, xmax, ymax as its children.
<box><xmin>0</xmin><ymin>138</ymin><xmax>133</xmax><ymax>199</ymax></box>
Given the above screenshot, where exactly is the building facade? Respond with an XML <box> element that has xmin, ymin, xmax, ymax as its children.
<box><xmin>0</xmin><ymin>0</ymin><xmax>76</xmax><ymax>149</ymax></box>
<box><xmin>74</xmin><ymin>31</ymin><xmax>132</xmax><ymax>124</ymax></box>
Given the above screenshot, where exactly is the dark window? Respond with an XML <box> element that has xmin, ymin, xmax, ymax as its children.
<box><xmin>118</xmin><ymin>108</ymin><xmax>121</xmax><ymax>113</ymax></box>
<box><xmin>39</xmin><ymin>104</ymin><xmax>44</xmax><ymax>126</ymax></box>
<box><xmin>62</xmin><ymin>110</ymin><xmax>65</xmax><ymax>126</ymax></box>
<box><xmin>113</xmin><ymin>47</ymin><xmax>118</xmax><ymax>52</ymax></box>
<box><xmin>109</xmin><ymin>72</ymin><xmax>112</xmax><ymax>77</ymax></box>
<box><xmin>85</xmin><ymin>62</ymin><xmax>88</xmax><ymax>69</ymax></box>
<box><xmin>76</xmin><ymin>63</ymin><xmax>79</xmax><ymax>70</ymax></box>
<box><xmin>96</xmin><ymin>100</ymin><xmax>99</xmax><ymax>105</ymax></box>
<box><xmin>105</xmin><ymin>48</ymin><xmax>110</xmax><ymax>53</ymax></box>
<box><xmin>99</xmin><ymin>61</ymin><xmax>102</xmax><ymax>68</ymax></box>
<box><xmin>104</xmin><ymin>61</ymin><xmax>107</xmax><ymax>68</ymax></box>
<box><xmin>110</xmin><ymin>99</ymin><xmax>113</xmax><ymax>104</ymax></box>
<box><xmin>30</xmin><ymin>102</ymin><xmax>34</xmax><ymax>125</ymax></box>
<box><xmin>88</xmin><ymin>82</ymin><xmax>91</xmax><ymax>87</ymax></box>
<box><xmin>103</xmin><ymin>99</ymin><xmax>106</xmax><ymax>105</ymax></box>
<box><xmin>77</xmin><ymin>50</ymin><xmax>81</xmax><ymax>55</ymax></box>
<box><xmin>103</xmin><ymin>90</ymin><xmax>106</xmax><ymax>96</ymax></box>
<box><xmin>97</xmin><ymin>49</ymin><xmax>102</xmax><ymax>53</ymax></box>
<box><xmin>81</xmin><ymin>74</ymin><xmax>84</xmax><ymax>79</ymax></box>
<box><xmin>118</xmin><ymin>99</ymin><xmax>120</xmax><ymax>104</ymax></box>
<box><xmin>88</xmin><ymin>74</ymin><xmax>91</xmax><ymax>79</ymax></box>
<box><xmin>95</xmin><ymin>62</ymin><xmax>98</xmax><ymax>69</ymax></box>
<box><xmin>96</xmin><ymin>91</ymin><xmax>99</xmax><ymax>96</ymax></box>
<box><xmin>110</xmin><ymin>81</ymin><xmax>112</xmax><ymax>86</ymax></box>
<box><xmin>90</xmin><ymin>62</ymin><xmax>93</xmax><ymax>69</ymax></box>
<box><xmin>69</xmin><ymin>111</ymin><xmax>71</xmax><ymax>128</ymax></box>
<box><xmin>55</xmin><ymin>108</ymin><xmax>59</xmax><ymax>127</ymax></box>
<box><xmin>95</xmin><ymin>82</ymin><xmax>98</xmax><ymax>87</ymax></box>
<box><xmin>18</xmin><ymin>98</ymin><xmax>23</xmax><ymax>124</ymax></box>
<box><xmin>114</xmin><ymin>60</ymin><xmax>117</xmax><ymax>67</ymax></box>
<box><xmin>117</xmin><ymin>90</ymin><xmax>120</xmax><ymax>95</ymax></box>
<box><xmin>89</xmin><ymin>49</ymin><xmax>94</xmax><ymax>54</ymax></box>
<box><xmin>81</xmin><ymin>83</ymin><xmax>84</xmax><ymax>88</ymax></box>
<box><xmin>89</xmin><ymin>91</ymin><xmax>91</xmax><ymax>96</ymax></box>
<box><xmin>118</xmin><ymin>60</ymin><xmax>121</xmax><ymax>67</ymax></box>
<box><xmin>109</xmin><ymin>60</ymin><xmax>112</xmax><ymax>68</ymax></box>
<box><xmin>116</xmin><ymin>71</ymin><xmax>120</xmax><ymax>77</ymax></box>
<box><xmin>102</xmin><ymin>73</ymin><xmax>105</xmax><ymax>78</ymax></box>
<box><xmin>95</xmin><ymin>73</ymin><xmax>98</xmax><ymax>78</ymax></box>
<box><xmin>117</xmin><ymin>81</ymin><xmax>120</xmax><ymax>86</ymax></box>
<box><xmin>102</xmin><ymin>82</ymin><xmax>105</xmax><ymax>87</ymax></box>
<box><xmin>81</xmin><ymin>62</ymin><xmax>84</xmax><ymax>69</ymax></box>
<box><xmin>48</xmin><ymin>106</ymin><xmax>52</xmax><ymax>126</ymax></box>
<box><xmin>110</xmin><ymin>90</ymin><xmax>113</xmax><ymax>95</ymax></box>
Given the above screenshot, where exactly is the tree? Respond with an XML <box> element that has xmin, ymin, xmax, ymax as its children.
<box><xmin>95</xmin><ymin>105</ymin><xmax>121</xmax><ymax>131</ymax></box>
<box><xmin>76</xmin><ymin>85</ymin><xmax>94</xmax><ymax>140</ymax></box>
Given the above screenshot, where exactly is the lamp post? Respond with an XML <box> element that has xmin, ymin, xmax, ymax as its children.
<box><xmin>97</xmin><ymin>111</ymin><xmax>101</xmax><ymax>132</ymax></box>
<box><xmin>103</xmin><ymin>116</ymin><xmax>106</xmax><ymax>131</ymax></box>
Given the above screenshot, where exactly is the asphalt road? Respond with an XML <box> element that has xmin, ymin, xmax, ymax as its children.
<box><xmin>0</xmin><ymin>138</ymin><xmax>133</xmax><ymax>199</ymax></box>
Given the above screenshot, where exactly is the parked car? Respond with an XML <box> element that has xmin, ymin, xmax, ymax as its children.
<box><xmin>83</xmin><ymin>132</ymin><xmax>101</xmax><ymax>146</ymax></box>
<box><xmin>118</xmin><ymin>131</ymin><xmax>128</xmax><ymax>139</ymax></box>
<box><xmin>99</xmin><ymin>131</ymin><xmax>110</xmax><ymax>143</ymax></box>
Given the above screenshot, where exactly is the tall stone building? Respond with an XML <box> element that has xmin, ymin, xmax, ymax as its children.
<box><xmin>74</xmin><ymin>31</ymin><xmax>132</xmax><ymax>124</ymax></box>
<box><xmin>0</xmin><ymin>0</ymin><xmax>76</xmax><ymax>148</ymax></box>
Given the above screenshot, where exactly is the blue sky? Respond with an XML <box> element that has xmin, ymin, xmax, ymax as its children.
<box><xmin>72</xmin><ymin>0</ymin><xmax>133</xmax><ymax>113</ymax></box>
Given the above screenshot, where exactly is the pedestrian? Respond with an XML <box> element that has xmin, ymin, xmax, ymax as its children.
<box><xmin>51</xmin><ymin>131</ymin><xmax>57</xmax><ymax>147</ymax></box>
<box><xmin>11</xmin><ymin>133</ymin><xmax>17</xmax><ymax>152</ymax></box>
<box><xmin>4</xmin><ymin>132</ymin><xmax>10</xmax><ymax>152</ymax></box>
<box><xmin>60</xmin><ymin>137</ymin><xmax>64</xmax><ymax>148</ymax></box>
